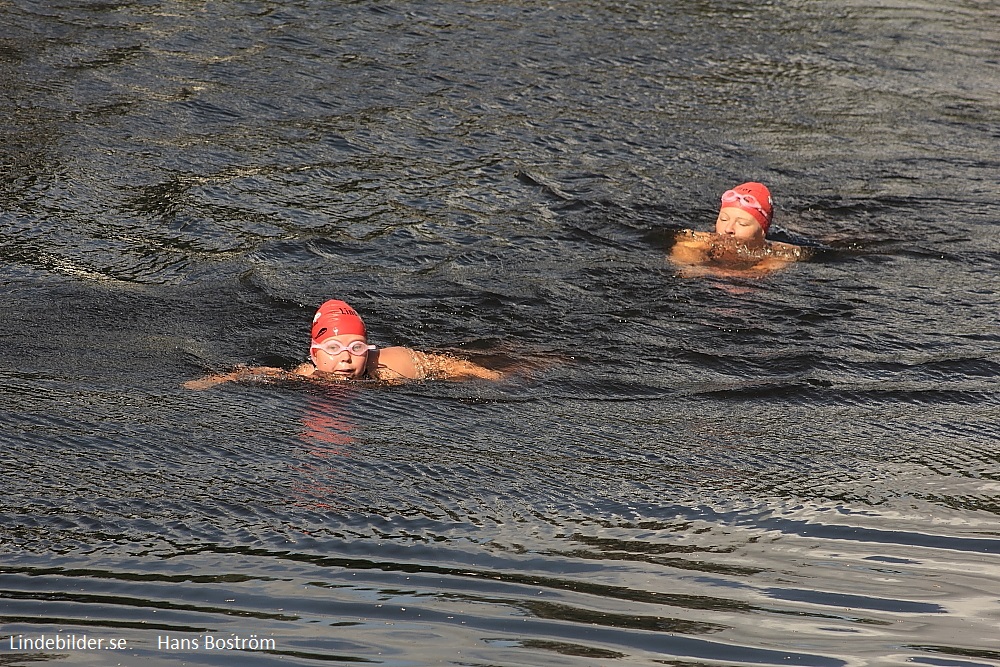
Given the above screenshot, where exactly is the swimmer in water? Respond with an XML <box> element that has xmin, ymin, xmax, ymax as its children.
<box><xmin>184</xmin><ymin>299</ymin><xmax>501</xmax><ymax>389</ymax></box>
<box><xmin>669</xmin><ymin>182</ymin><xmax>810</xmax><ymax>276</ymax></box>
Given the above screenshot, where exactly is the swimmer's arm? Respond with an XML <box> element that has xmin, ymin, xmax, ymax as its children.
<box><xmin>183</xmin><ymin>365</ymin><xmax>304</xmax><ymax>390</ymax></box>
<box><xmin>375</xmin><ymin>346</ymin><xmax>502</xmax><ymax>381</ymax></box>
<box><xmin>427</xmin><ymin>354</ymin><xmax>503</xmax><ymax>380</ymax></box>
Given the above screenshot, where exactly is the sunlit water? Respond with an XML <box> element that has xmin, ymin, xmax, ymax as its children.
<box><xmin>2</xmin><ymin>1</ymin><xmax>999</xmax><ymax>665</ymax></box>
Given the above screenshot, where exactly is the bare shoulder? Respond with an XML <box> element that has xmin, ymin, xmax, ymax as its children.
<box><xmin>371</xmin><ymin>346</ymin><xmax>423</xmax><ymax>380</ymax></box>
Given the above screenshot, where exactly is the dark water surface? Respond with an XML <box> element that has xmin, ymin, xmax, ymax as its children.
<box><xmin>2</xmin><ymin>1</ymin><xmax>999</xmax><ymax>665</ymax></box>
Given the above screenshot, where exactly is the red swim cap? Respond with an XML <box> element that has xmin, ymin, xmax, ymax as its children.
<box><xmin>311</xmin><ymin>300</ymin><xmax>366</xmax><ymax>343</ymax></box>
<box><xmin>721</xmin><ymin>182</ymin><xmax>774</xmax><ymax>234</ymax></box>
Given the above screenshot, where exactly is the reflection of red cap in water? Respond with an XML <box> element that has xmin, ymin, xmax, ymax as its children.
<box><xmin>311</xmin><ymin>300</ymin><xmax>366</xmax><ymax>343</ymax></box>
<box><xmin>721</xmin><ymin>182</ymin><xmax>774</xmax><ymax>234</ymax></box>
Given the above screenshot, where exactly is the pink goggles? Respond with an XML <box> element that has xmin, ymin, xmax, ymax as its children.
<box><xmin>310</xmin><ymin>340</ymin><xmax>376</xmax><ymax>358</ymax></box>
<box><xmin>721</xmin><ymin>189</ymin><xmax>767</xmax><ymax>217</ymax></box>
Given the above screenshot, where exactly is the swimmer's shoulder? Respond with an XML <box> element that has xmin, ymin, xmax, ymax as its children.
<box><xmin>370</xmin><ymin>346</ymin><xmax>423</xmax><ymax>380</ymax></box>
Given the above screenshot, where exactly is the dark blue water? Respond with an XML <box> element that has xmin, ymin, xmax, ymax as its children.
<box><xmin>2</xmin><ymin>1</ymin><xmax>999</xmax><ymax>665</ymax></box>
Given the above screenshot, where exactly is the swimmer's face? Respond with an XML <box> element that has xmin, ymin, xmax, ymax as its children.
<box><xmin>715</xmin><ymin>207</ymin><xmax>765</xmax><ymax>246</ymax></box>
<box><xmin>311</xmin><ymin>334</ymin><xmax>370</xmax><ymax>380</ymax></box>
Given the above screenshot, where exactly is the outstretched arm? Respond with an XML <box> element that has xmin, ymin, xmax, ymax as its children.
<box><xmin>426</xmin><ymin>354</ymin><xmax>503</xmax><ymax>380</ymax></box>
<box><xmin>183</xmin><ymin>365</ymin><xmax>306</xmax><ymax>390</ymax></box>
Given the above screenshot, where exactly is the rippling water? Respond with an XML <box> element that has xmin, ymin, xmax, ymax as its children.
<box><xmin>2</xmin><ymin>1</ymin><xmax>999</xmax><ymax>665</ymax></box>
